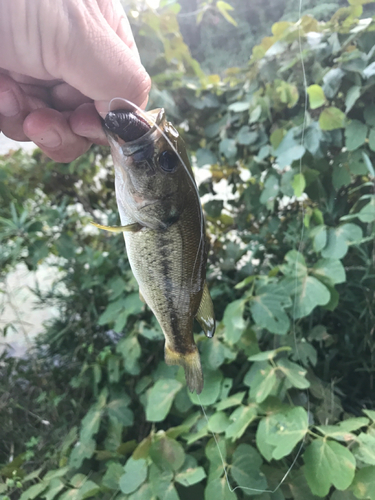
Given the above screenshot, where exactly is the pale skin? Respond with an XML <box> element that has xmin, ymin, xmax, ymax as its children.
<box><xmin>0</xmin><ymin>0</ymin><xmax>151</xmax><ymax>162</ymax></box>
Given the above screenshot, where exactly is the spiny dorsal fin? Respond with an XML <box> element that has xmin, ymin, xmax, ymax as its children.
<box><xmin>195</xmin><ymin>282</ymin><xmax>215</xmax><ymax>338</ymax></box>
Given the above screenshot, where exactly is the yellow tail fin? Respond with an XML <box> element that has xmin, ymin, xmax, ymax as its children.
<box><xmin>165</xmin><ymin>345</ymin><xmax>204</xmax><ymax>394</ymax></box>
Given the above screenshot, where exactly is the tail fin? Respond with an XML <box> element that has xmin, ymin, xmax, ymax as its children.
<box><xmin>165</xmin><ymin>345</ymin><xmax>204</xmax><ymax>394</ymax></box>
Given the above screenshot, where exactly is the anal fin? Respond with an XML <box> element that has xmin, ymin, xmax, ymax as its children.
<box><xmin>195</xmin><ymin>282</ymin><xmax>215</xmax><ymax>338</ymax></box>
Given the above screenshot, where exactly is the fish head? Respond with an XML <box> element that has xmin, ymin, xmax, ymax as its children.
<box><xmin>104</xmin><ymin>108</ymin><xmax>195</xmax><ymax>230</ymax></box>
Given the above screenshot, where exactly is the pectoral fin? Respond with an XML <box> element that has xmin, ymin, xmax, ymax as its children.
<box><xmin>139</xmin><ymin>289</ymin><xmax>146</xmax><ymax>303</ymax></box>
<box><xmin>90</xmin><ymin>221</ymin><xmax>142</xmax><ymax>233</ymax></box>
<box><xmin>195</xmin><ymin>282</ymin><xmax>215</xmax><ymax>338</ymax></box>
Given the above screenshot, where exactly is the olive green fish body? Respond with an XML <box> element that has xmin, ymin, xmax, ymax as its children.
<box><xmin>103</xmin><ymin>108</ymin><xmax>215</xmax><ymax>393</ymax></box>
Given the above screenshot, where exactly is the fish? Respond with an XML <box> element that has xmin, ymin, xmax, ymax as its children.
<box><xmin>93</xmin><ymin>107</ymin><xmax>215</xmax><ymax>394</ymax></box>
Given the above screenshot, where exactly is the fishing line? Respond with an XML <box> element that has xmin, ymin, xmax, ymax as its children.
<box><xmin>196</xmin><ymin>0</ymin><xmax>311</xmax><ymax>494</ymax></box>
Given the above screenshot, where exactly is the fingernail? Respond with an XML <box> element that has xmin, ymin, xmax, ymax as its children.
<box><xmin>0</xmin><ymin>89</ymin><xmax>20</xmax><ymax>117</ymax></box>
<box><xmin>37</xmin><ymin>130</ymin><xmax>62</xmax><ymax>148</ymax></box>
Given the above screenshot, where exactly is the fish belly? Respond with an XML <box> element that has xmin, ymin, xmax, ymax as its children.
<box><xmin>124</xmin><ymin>217</ymin><xmax>203</xmax><ymax>354</ymax></box>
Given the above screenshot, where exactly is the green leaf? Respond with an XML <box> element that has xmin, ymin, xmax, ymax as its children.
<box><xmin>245</xmin><ymin>362</ymin><xmax>277</xmax><ymax>403</ymax></box>
<box><xmin>345</xmin><ymin>120</ymin><xmax>367</xmax><ymax>151</ymax></box>
<box><xmin>216</xmin><ymin>1</ymin><xmax>237</xmax><ymax>26</ymax></box>
<box><xmin>146</xmin><ymin>379</ymin><xmax>182</xmax><ymax>422</ymax></box>
<box><xmin>116</xmin><ymin>336</ymin><xmax>141</xmax><ymax>375</ymax></box>
<box><xmin>250</xmin><ymin>284</ymin><xmax>291</xmax><ymax>335</ymax></box>
<box><xmin>331</xmin><ymin>491</ymin><xmax>357</xmax><ymax>500</ymax></box>
<box><xmin>312</xmin><ymin>225</ymin><xmax>327</xmax><ymax>252</ymax></box>
<box><xmin>230</xmin><ymin>444</ymin><xmax>267</xmax><ymax>492</ymax></box>
<box><xmin>43</xmin><ymin>478</ymin><xmax>65</xmax><ymax>500</ymax></box>
<box><xmin>98</xmin><ymin>293</ymin><xmax>143</xmax><ymax>331</ymax></box>
<box><xmin>216</xmin><ymin>392</ymin><xmax>246</xmax><ymax>411</ymax></box>
<box><xmin>175</xmin><ymin>467</ymin><xmax>206</xmax><ymax>487</ymax></box>
<box><xmin>196</xmin><ymin>148</ymin><xmax>217</xmax><ymax>167</ymax></box>
<box><xmin>364</xmin><ymin>61</ymin><xmax>375</xmax><ymax>78</ymax></box>
<box><xmin>248</xmin><ymin>347</ymin><xmax>291</xmax><ymax>362</ymax></box>
<box><xmin>208</xmin><ymin>411</ymin><xmax>230</xmax><ymax>433</ymax></box>
<box><xmin>321</xmin><ymin>224</ymin><xmax>363</xmax><ymax>259</ymax></box>
<box><xmin>228</xmin><ymin>102</ymin><xmax>249</xmax><ymax>112</ymax></box>
<box><xmin>362</xmin><ymin>152</ymin><xmax>375</xmax><ymax>176</ymax></box>
<box><xmin>107</xmin><ymin>398</ymin><xmax>134</xmax><ymax>426</ymax></box>
<box><xmin>201</xmin><ymin>337</ymin><xmax>233</xmax><ymax>370</ymax></box>
<box><xmin>292</xmin><ymin>173</ymin><xmax>306</xmax><ymax>197</ymax></box>
<box><xmin>69</xmin><ymin>439</ymin><xmax>96</xmax><ymax>469</ymax></box>
<box><xmin>312</xmin><ymin>259</ymin><xmax>346</xmax><ymax>285</ymax></box>
<box><xmin>260</xmin><ymin>175</ymin><xmax>279</xmax><ymax>205</ymax></box>
<box><xmin>351</xmin><ymin>466</ymin><xmax>375</xmax><ymax>499</ymax></box>
<box><xmin>357</xmin><ymin>197</ymin><xmax>375</xmax><ymax>223</ymax></box>
<box><xmin>363</xmin><ymin>409</ymin><xmax>375</xmax><ymax>421</ymax></box>
<box><xmin>249</xmin><ymin>105</ymin><xmax>262</xmax><ymax>123</ymax></box>
<box><xmin>333</xmin><ymin>164</ymin><xmax>351</xmax><ymax>190</ymax></box>
<box><xmin>119</xmin><ymin>458</ymin><xmax>148</xmax><ymax>495</ymax></box>
<box><xmin>303</xmin><ymin>440</ymin><xmax>356</xmax><ymax>497</ymax></box>
<box><xmin>281</xmin><ymin>249</ymin><xmax>308</xmax><ymax>277</ymax></box>
<box><xmin>322</xmin><ymin>68</ymin><xmax>344</xmax><ymax>98</ymax></box>
<box><xmin>365</xmin><ymin>105</ymin><xmax>375</xmax><ymax>127</ymax></box>
<box><xmin>205</xmin><ymin>200</ymin><xmax>223</xmax><ymax>218</ymax></box>
<box><xmin>274</xmin><ymin>132</ymin><xmax>305</xmax><ymax>168</ymax></box>
<box><xmin>307</xmin><ymin>85</ymin><xmax>325</xmax><ymax>109</ymax></box>
<box><xmin>283</xmin><ymin>275</ymin><xmax>331</xmax><ymax>319</ymax></box>
<box><xmin>204</xmin><ymin>476</ymin><xmax>237</xmax><ymax>499</ymax></box>
<box><xmin>345</xmin><ymin>85</ymin><xmax>361</xmax><ymax>113</ymax></box>
<box><xmin>149</xmin><ymin>465</ymin><xmax>174</xmax><ymax>499</ymax></box>
<box><xmin>102</xmin><ymin>463</ymin><xmax>124</xmax><ymax>490</ymax></box>
<box><xmin>190</xmin><ymin>370</ymin><xmax>223</xmax><ymax>406</ymax></box>
<box><xmin>23</xmin><ymin>468</ymin><xmax>43</xmax><ymax>483</ymax></box>
<box><xmin>19</xmin><ymin>482</ymin><xmax>48</xmax><ymax>500</ymax></box>
<box><xmin>76</xmin><ymin>479</ymin><xmax>99</xmax><ymax>498</ymax></box>
<box><xmin>353</xmin><ymin>433</ymin><xmax>375</xmax><ymax>465</ymax></box>
<box><xmin>223</xmin><ymin>299</ymin><xmax>246</xmax><ymax>344</ymax></box>
<box><xmin>349</xmin><ymin>149</ymin><xmax>369</xmax><ymax>175</ymax></box>
<box><xmin>288</xmin><ymin>468</ymin><xmax>323</xmax><ymax>500</ymax></box>
<box><xmin>277</xmin><ymin>359</ymin><xmax>310</xmax><ymax>389</ymax></box>
<box><xmin>219</xmin><ymin>138</ymin><xmax>237</xmax><ymax>159</ymax></box>
<box><xmin>256</xmin><ymin>417</ymin><xmax>276</xmax><ymax>462</ymax></box>
<box><xmin>149</xmin><ymin>435</ymin><xmax>185</xmax><ymax>472</ymax></box>
<box><xmin>270</xmin><ymin>128</ymin><xmax>285</xmax><ymax>149</ymax></box>
<box><xmin>304</xmin><ymin>124</ymin><xmax>322</xmax><ymax>155</ymax></box>
<box><xmin>225</xmin><ymin>405</ymin><xmax>257</xmax><ymax>440</ymax></box>
<box><xmin>236</xmin><ymin>126</ymin><xmax>258</xmax><ymax>145</ymax></box>
<box><xmin>260</xmin><ymin>407</ymin><xmax>309</xmax><ymax>460</ymax></box>
<box><xmin>319</xmin><ymin>107</ymin><xmax>345</xmax><ymax>131</ymax></box>
<box><xmin>128</xmin><ymin>482</ymin><xmax>155</xmax><ymax>500</ymax></box>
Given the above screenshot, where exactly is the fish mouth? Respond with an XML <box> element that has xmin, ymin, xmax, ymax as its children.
<box><xmin>103</xmin><ymin>108</ymin><xmax>165</xmax><ymax>155</ymax></box>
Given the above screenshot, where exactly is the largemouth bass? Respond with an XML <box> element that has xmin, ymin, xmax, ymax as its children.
<box><xmin>95</xmin><ymin>108</ymin><xmax>215</xmax><ymax>394</ymax></box>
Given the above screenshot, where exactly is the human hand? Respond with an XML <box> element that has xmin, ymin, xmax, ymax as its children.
<box><xmin>0</xmin><ymin>0</ymin><xmax>150</xmax><ymax>162</ymax></box>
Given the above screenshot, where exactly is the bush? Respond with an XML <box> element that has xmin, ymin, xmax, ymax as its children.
<box><xmin>1</xmin><ymin>2</ymin><xmax>375</xmax><ymax>499</ymax></box>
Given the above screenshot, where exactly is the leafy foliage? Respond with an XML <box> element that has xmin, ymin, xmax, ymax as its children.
<box><xmin>1</xmin><ymin>1</ymin><xmax>375</xmax><ymax>499</ymax></box>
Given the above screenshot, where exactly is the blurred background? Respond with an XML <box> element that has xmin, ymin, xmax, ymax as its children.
<box><xmin>1</xmin><ymin>1</ymin><xmax>375</xmax><ymax>499</ymax></box>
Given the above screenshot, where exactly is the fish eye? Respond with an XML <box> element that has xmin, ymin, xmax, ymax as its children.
<box><xmin>159</xmin><ymin>150</ymin><xmax>179</xmax><ymax>172</ymax></box>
